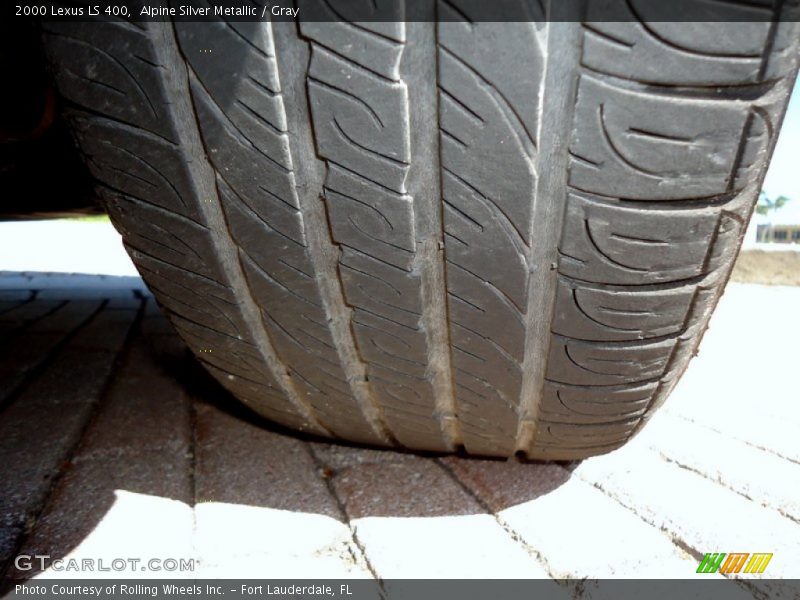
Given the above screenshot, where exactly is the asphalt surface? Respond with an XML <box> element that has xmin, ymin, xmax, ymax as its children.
<box><xmin>0</xmin><ymin>221</ymin><xmax>798</xmax><ymax>597</ymax></box>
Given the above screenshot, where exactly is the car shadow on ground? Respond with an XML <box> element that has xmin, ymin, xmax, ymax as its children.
<box><xmin>0</xmin><ymin>276</ymin><xmax>575</xmax><ymax>580</ymax></box>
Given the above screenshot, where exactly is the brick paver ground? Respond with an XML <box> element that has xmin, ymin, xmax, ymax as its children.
<box><xmin>0</xmin><ymin>272</ymin><xmax>798</xmax><ymax>597</ymax></box>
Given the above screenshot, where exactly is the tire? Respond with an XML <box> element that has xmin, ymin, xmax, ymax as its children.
<box><xmin>42</xmin><ymin>10</ymin><xmax>799</xmax><ymax>459</ymax></box>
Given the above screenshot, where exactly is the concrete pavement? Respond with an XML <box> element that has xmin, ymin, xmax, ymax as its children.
<box><xmin>0</xmin><ymin>220</ymin><xmax>798</xmax><ymax>597</ymax></box>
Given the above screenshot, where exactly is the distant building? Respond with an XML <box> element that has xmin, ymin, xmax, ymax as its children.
<box><xmin>756</xmin><ymin>223</ymin><xmax>800</xmax><ymax>243</ymax></box>
<box><xmin>753</xmin><ymin>201</ymin><xmax>800</xmax><ymax>244</ymax></box>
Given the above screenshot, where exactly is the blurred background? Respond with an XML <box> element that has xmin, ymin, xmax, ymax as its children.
<box><xmin>735</xmin><ymin>77</ymin><xmax>800</xmax><ymax>286</ymax></box>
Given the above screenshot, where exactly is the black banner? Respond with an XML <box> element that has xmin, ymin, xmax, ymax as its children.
<box><xmin>3</xmin><ymin>579</ymin><xmax>800</xmax><ymax>600</ymax></box>
<box><xmin>7</xmin><ymin>0</ymin><xmax>800</xmax><ymax>23</ymax></box>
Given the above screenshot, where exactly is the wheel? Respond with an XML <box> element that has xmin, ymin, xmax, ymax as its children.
<box><xmin>42</xmin><ymin>7</ymin><xmax>799</xmax><ymax>458</ymax></box>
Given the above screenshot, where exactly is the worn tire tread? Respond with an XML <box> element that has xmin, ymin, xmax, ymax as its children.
<box><xmin>44</xmin><ymin>4</ymin><xmax>800</xmax><ymax>459</ymax></box>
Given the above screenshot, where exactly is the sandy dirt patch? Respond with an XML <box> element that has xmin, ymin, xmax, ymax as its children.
<box><xmin>731</xmin><ymin>249</ymin><xmax>800</xmax><ymax>285</ymax></box>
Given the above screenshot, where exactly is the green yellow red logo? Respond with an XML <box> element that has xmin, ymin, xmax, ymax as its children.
<box><xmin>696</xmin><ymin>553</ymin><xmax>773</xmax><ymax>574</ymax></box>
